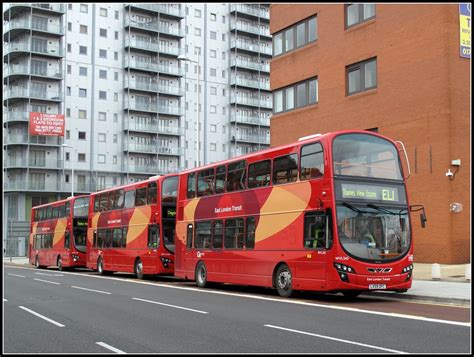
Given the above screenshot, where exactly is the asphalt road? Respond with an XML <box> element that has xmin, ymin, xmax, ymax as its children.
<box><xmin>4</xmin><ymin>266</ymin><xmax>471</xmax><ymax>354</ymax></box>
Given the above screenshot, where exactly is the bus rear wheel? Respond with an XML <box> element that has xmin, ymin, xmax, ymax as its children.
<box><xmin>35</xmin><ymin>256</ymin><xmax>41</xmax><ymax>269</ymax></box>
<box><xmin>57</xmin><ymin>256</ymin><xmax>62</xmax><ymax>271</ymax></box>
<box><xmin>275</xmin><ymin>264</ymin><xmax>293</xmax><ymax>298</ymax></box>
<box><xmin>195</xmin><ymin>262</ymin><xmax>208</xmax><ymax>288</ymax></box>
<box><xmin>135</xmin><ymin>258</ymin><xmax>144</xmax><ymax>279</ymax></box>
<box><xmin>97</xmin><ymin>257</ymin><xmax>105</xmax><ymax>275</ymax></box>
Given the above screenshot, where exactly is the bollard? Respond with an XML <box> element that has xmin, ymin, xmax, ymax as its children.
<box><xmin>465</xmin><ymin>264</ymin><xmax>471</xmax><ymax>282</ymax></box>
<box><xmin>431</xmin><ymin>263</ymin><xmax>441</xmax><ymax>280</ymax></box>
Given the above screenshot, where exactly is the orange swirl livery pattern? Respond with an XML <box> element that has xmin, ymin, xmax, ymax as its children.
<box><xmin>183</xmin><ymin>181</ymin><xmax>312</xmax><ymax>245</ymax></box>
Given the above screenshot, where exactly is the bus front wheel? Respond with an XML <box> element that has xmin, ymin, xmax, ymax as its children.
<box><xmin>35</xmin><ymin>256</ymin><xmax>42</xmax><ymax>269</ymax></box>
<box><xmin>275</xmin><ymin>264</ymin><xmax>293</xmax><ymax>298</ymax></box>
<box><xmin>97</xmin><ymin>257</ymin><xmax>105</xmax><ymax>275</ymax></box>
<box><xmin>57</xmin><ymin>256</ymin><xmax>63</xmax><ymax>271</ymax></box>
<box><xmin>195</xmin><ymin>262</ymin><xmax>208</xmax><ymax>288</ymax></box>
<box><xmin>135</xmin><ymin>258</ymin><xmax>144</xmax><ymax>279</ymax></box>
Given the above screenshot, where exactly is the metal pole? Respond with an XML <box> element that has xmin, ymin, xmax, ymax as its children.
<box><xmin>71</xmin><ymin>150</ymin><xmax>74</xmax><ymax>197</ymax></box>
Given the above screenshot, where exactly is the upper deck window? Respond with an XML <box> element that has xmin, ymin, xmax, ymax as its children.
<box><xmin>74</xmin><ymin>197</ymin><xmax>90</xmax><ymax>217</ymax></box>
<box><xmin>226</xmin><ymin>161</ymin><xmax>247</xmax><ymax>192</ymax></box>
<box><xmin>273</xmin><ymin>154</ymin><xmax>298</xmax><ymax>185</ymax></box>
<box><xmin>162</xmin><ymin>176</ymin><xmax>178</xmax><ymax>203</ymax></box>
<box><xmin>333</xmin><ymin>133</ymin><xmax>402</xmax><ymax>180</ymax></box>
<box><xmin>300</xmin><ymin>143</ymin><xmax>324</xmax><ymax>180</ymax></box>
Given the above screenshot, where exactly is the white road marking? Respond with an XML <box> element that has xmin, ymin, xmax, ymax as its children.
<box><xmin>265</xmin><ymin>324</ymin><xmax>408</xmax><ymax>354</ymax></box>
<box><xmin>7</xmin><ymin>273</ymin><xmax>26</xmax><ymax>278</ymax></box>
<box><xmin>18</xmin><ymin>306</ymin><xmax>65</xmax><ymax>327</ymax></box>
<box><xmin>35</xmin><ymin>272</ymin><xmax>63</xmax><ymax>277</ymax></box>
<box><xmin>71</xmin><ymin>286</ymin><xmax>111</xmax><ymax>295</ymax></box>
<box><xmin>132</xmin><ymin>297</ymin><xmax>208</xmax><ymax>314</ymax></box>
<box><xmin>4</xmin><ymin>299</ymin><xmax>8</xmax><ymax>302</ymax></box>
<box><xmin>96</xmin><ymin>342</ymin><xmax>126</xmax><ymax>354</ymax></box>
<box><xmin>33</xmin><ymin>278</ymin><xmax>61</xmax><ymax>285</ymax></box>
<box><xmin>6</xmin><ymin>266</ymin><xmax>470</xmax><ymax>327</ymax></box>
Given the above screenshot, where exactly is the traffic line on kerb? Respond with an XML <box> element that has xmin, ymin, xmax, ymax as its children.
<box><xmin>3</xmin><ymin>299</ymin><xmax>8</xmax><ymax>302</ymax></box>
<box><xmin>96</xmin><ymin>342</ymin><xmax>126</xmax><ymax>354</ymax></box>
<box><xmin>33</xmin><ymin>278</ymin><xmax>61</xmax><ymax>285</ymax></box>
<box><xmin>7</xmin><ymin>273</ymin><xmax>26</xmax><ymax>278</ymax></box>
<box><xmin>71</xmin><ymin>286</ymin><xmax>111</xmax><ymax>295</ymax></box>
<box><xmin>18</xmin><ymin>306</ymin><xmax>65</xmax><ymax>327</ymax></box>
<box><xmin>264</xmin><ymin>325</ymin><xmax>408</xmax><ymax>354</ymax></box>
<box><xmin>132</xmin><ymin>297</ymin><xmax>208</xmax><ymax>314</ymax></box>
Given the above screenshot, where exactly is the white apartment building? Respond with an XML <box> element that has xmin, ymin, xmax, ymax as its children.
<box><xmin>3</xmin><ymin>3</ymin><xmax>271</xmax><ymax>251</ymax></box>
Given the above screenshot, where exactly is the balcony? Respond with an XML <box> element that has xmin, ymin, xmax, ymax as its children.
<box><xmin>231</xmin><ymin>95</ymin><xmax>273</xmax><ymax>109</ymax></box>
<box><xmin>230</xmin><ymin>58</ymin><xmax>270</xmax><ymax>73</ymax></box>
<box><xmin>230</xmin><ymin>20</ymin><xmax>271</xmax><ymax>38</ymax></box>
<box><xmin>230</xmin><ymin>4</ymin><xmax>269</xmax><ymax>20</ymax></box>
<box><xmin>124</xmin><ymin>15</ymin><xmax>184</xmax><ymax>38</ymax></box>
<box><xmin>124</xmin><ymin>37</ymin><xmax>160</xmax><ymax>53</ymax></box>
<box><xmin>230</xmin><ymin>76</ymin><xmax>270</xmax><ymax>91</ymax></box>
<box><xmin>123</xmin><ymin>142</ymin><xmax>183</xmax><ymax>156</ymax></box>
<box><xmin>4</xmin><ymin>3</ymin><xmax>66</xmax><ymax>16</ymax></box>
<box><xmin>123</xmin><ymin>100</ymin><xmax>159</xmax><ymax>113</ymax></box>
<box><xmin>126</xmin><ymin>4</ymin><xmax>184</xmax><ymax>18</ymax></box>
<box><xmin>124</xmin><ymin>57</ymin><xmax>159</xmax><ymax>73</ymax></box>
<box><xmin>158</xmin><ymin>64</ymin><xmax>184</xmax><ymax>77</ymax></box>
<box><xmin>230</xmin><ymin>113</ymin><xmax>270</xmax><ymax>127</ymax></box>
<box><xmin>4</xmin><ymin>88</ymin><xmax>62</xmax><ymax>102</ymax></box>
<box><xmin>230</xmin><ymin>39</ymin><xmax>272</xmax><ymax>56</ymax></box>
<box><xmin>159</xmin><ymin>84</ymin><xmax>184</xmax><ymax>96</ymax></box>
<box><xmin>4</xmin><ymin>157</ymin><xmax>62</xmax><ymax>169</ymax></box>
<box><xmin>4</xmin><ymin>18</ymin><xmax>64</xmax><ymax>36</ymax></box>
<box><xmin>3</xmin><ymin>109</ymin><xmax>30</xmax><ymax>123</ymax></box>
<box><xmin>123</xmin><ymin>163</ymin><xmax>181</xmax><ymax>175</ymax></box>
<box><xmin>4</xmin><ymin>134</ymin><xmax>62</xmax><ymax>146</ymax></box>
<box><xmin>4</xmin><ymin>40</ymin><xmax>63</xmax><ymax>58</ymax></box>
<box><xmin>158</xmin><ymin>104</ymin><xmax>183</xmax><ymax>116</ymax></box>
<box><xmin>123</xmin><ymin>121</ymin><xmax>183</xmax><ymax>135</ymax></box>
<box><xmin>231</xmin><ymin>133</ymin><xmax>270</xmax><ymax>145</ymax></box>
<box><xmin>124</xmin><ymin>78</ymin><xmax>159</xmax><ymax>93</ymax></box>
<box><xmin>3</xmin><ymin>64</ymin><xmax>63</xmax><ymax>80</ymax></box>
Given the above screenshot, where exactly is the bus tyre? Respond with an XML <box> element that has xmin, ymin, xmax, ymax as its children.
<box><xmin>97</xmin><ymin>257</ymin><xmax>105</xmax><ymax>275</ymax></box>
<box><xmin>135</xmin><ymin>258</ymin><xmax>144</xmax><ymax>280</ymax></box>
<box><xmin>342</xmin><ymin>290</ymin><xmax>361</xmax><ymax>298</ymax></box>
<box><xmin>275</xmin><ymin>264</ymin><xmax>293</xmax><ymax>298</ymax></box>
<box><xmin>35</xmin><ymin>256</ymin><xmax>41</xmax><ymax>269</ymax></box>
<box><xmin>57</xmin><ymin>256</ymin><xmax>62</xmax><ymax>271</ymax></box>
<box><xmin>195</xmin><ymin>262</ymin><xmax>208</xmax><ymax>288</ymax></box>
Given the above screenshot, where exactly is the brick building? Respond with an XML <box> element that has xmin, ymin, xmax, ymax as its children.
<box><xmin>269</xmin><ymin>4</ymin><xmax>470</xmax><ymax>263</ymax></box>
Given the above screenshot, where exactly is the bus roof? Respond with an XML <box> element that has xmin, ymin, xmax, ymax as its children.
<box><xmin>31</xmin><ymin>194</ymin><xmax>90</xmax><ymax>210</ymax></box>
<box><xmin>180</xmin><ymin>129</ymin><xmax>386</xmax><ymax>175</ymax></box>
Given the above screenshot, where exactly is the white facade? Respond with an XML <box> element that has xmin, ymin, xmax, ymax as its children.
<box><xmin>3</xmin><ymin>3</ymin><xmax>271</xmax><ymax>244</ymax></box>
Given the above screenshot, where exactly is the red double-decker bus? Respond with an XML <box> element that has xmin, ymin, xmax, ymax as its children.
<box><xmin>29</xmin><ymin>195</ymin><xmax>90</xmax><ymax>271</ymax></box>
<box><xmin>174</xmin><ymin>130</ymin><xmax>426</xmax><ymax>297</ymax></box>
<box><xmin>86</xmin><ymin>174</ymin><xmax>178</xmax><ymax>278</ymax></box>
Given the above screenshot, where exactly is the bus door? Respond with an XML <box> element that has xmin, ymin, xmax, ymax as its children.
<box><xmin>299</xmin><ymin>210</ymin><xmax>331</xmax><ymax>288</ymax></box>
<box><xmin>147</xmin><ymin>224</ymin><xmax>160</xmax><ymax>269</ymax></box>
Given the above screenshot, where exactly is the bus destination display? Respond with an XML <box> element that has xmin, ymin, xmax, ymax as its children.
<box><xmin>338</xmin><ymin>182</ymin><xmax>406</xmax><ymax>204</ymax></box>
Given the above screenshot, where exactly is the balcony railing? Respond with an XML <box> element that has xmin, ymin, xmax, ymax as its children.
<box><xmin>4</xmin><ymin>134</ymin><xmax>62</xmax><ymax>146</ymax></box>
<box><xmin>4</xmin><ymin>3</ymin><xmax>65</xmax><ymax>14</ymax></box>
<box><xmin>230</xmin><ymin>113</ymin><xmax>270</xmax><ymax>126</ymax></box>
<box><xmin>123</xmin><ymin>121</ymin><xmax>183</xmax><ymax>135</ymax></box>
<box><xmin>122</xmin><ymin>143</ymin><xmax>183</xmax><ymax>156</ymax></box>
<box><xmin>158</xmin><ymin>104</ymin><xmax>183</xmax><ymax>116</ymax></box>
<box><xmin>124</xmin><ymin>58</ymin><xmax>159</xmax><ymax>72</ymax></box>
<box><xmin>230</xmin><ymin>20</ymin><xmax>271</xmax><ymax>37</ymax></box>
<box><xmin>230</xmin><ymin>39</ymin><xmax>272</xmax><ymax>55</ymax></box>
<box><xmin>5</xmin><ymin>88</ymin><xmax>62</xmax><ymax>101</ymax></box>
<box><xmin>4</xmin><ymin>18</ymin><xmax>64</xmax><ymax>35</ymax></box>
<box><xmin>123</xmin><ymin>163</ymin><xmax>181</xmax><ymax>175</ymax></box>
<box><xmin>127</xmin><ymin>4</ymin><xmax>184</xmax><ymax>18</ymax></box>
<box><xmin>231</xmin><ymin>133</ymin><xmax>270</xmax><ymax>145</ymax></box>
<box><xmin>230</xmin><ymin>76</ymin><xmax>270</xmax><ymax>90</ymax></box>
<box><xmin>124</xmin><ymin>16</ymin><xmax>184</xmax><ymax>37</ymax></box>
<box><xmin>4</xmin><ymin>40</ymin><xmax>63</xmax><ymax>57</ymax></box>
<box><xmin>124</xmin><ymin>78</ymin><xmax>159</xmax><ymax>92</ymax></box>
<box><xmin>230</xmin><ymin>58</ymin><xmax>270</xmax><ymax>72</ymax></box>
<box><xmin>4</xmin><ymin>157</ymin><xmax>62</xmax><ymax>169</ymax></box>
<box><xmin>3</xmin><ymin>64</ymin><xmax>63</xmax><ymax>79</ymax></box>
<box><xmin>158</xmin><ymin>64</ymin><xmax>184</xmax><ymax>76</ymax></box>
<box><xmin>231</xmin><ymin>95</ymin><xmax>273</xmax><ymax>109</ymax></box>
<box><xmin>230</xmin><ymin>4</ymin><xmax>270</xmax><ymax>20</ymax></box>
<box><xmin>159</xmin><ymin>84</ymin><xmax>184</xmax><ymax>96</ymax></box>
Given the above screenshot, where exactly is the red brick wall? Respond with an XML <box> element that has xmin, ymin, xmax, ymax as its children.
<box><xmin>270</xmin><ymin>4</ymin><xmax>470</xmax><ymax>263</ymax></box>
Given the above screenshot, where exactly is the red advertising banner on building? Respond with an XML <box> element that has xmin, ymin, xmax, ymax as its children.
<box><xmin>29</xmin><ymin>112</ymin><xmax>65</xmax><ymax>136</ymax></box>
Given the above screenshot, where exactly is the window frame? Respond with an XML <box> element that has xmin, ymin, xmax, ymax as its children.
<box><xmin>300</xmin><ymin>142</ymin><xmax>325</xmax><ymax>180</ymax></box>
<box><xmin>272</xmin><ymin>153</ymin><xmax>299</xmax><ymax>185</ymax></box>
<box><xmin>345</xmin><ymin>3</ymin><xmax>376</xmax><ymax>29</ymax></box>
<box><xmin>346</xmin><ymin>57</ymin><xmax>377</xmax><ymax>96</ymax></box>
<box><xmin>273</xmin><ymin>15</ymin><xmax>318</xmax><ymax>57</ymax></box>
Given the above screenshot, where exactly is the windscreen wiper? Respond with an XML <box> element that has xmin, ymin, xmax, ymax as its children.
<box><xmin>367</xmin><ymin>204</ymin><xmax>408</xmax><ymax>216</ymax></box>
<box><xmin>342</xmin><ymin>202</ymin><xmax>364</xmax><ymax>213</ymax></box>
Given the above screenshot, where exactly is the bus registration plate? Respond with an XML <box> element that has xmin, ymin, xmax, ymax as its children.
<box><xmin>369</xmin><ymin>284</ymin><xmax>386</xmax><ymax>290</ymax></box>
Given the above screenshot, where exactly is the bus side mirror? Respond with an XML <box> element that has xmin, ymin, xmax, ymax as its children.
<box><xmin>410</xmin><ymin>205</ymin><xmax>427</xmax><ymax>228</ymax></box>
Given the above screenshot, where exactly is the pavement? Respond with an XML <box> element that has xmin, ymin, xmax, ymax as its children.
<box><xmin>3</xmin><ymin>257</ymin><xmax>471</xmax><ymax>306</ymax></box>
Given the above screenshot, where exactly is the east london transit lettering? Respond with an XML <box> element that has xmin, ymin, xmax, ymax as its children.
<box><xmin>215</xmin><ymin>205</ymin><xmax>243</xmax><ymax>214</ymax></box>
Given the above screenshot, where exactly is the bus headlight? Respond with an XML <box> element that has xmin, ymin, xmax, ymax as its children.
<box><xmin>402</xmin><ymin>264</ymin><xmax>414</xmax><ymax>273</ymax></box>
<box><xmin>334</xmin><ymin>263</ymin><xmax>356</xmax><ymax>282</ymax></box>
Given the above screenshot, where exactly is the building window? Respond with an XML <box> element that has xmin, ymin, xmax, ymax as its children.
<box><xmin>79</xmin><ymin>46</ymin><xmax>87</xmax><ymax>55</ymax></box>
<box><xmin>78</xmin><ymin>110</ymin><xmax>87</xmax><ymax>119</ymax></box>
<box><xmin>98</xmin><ymin>154</ymin><xmax>106</xmax><ymax>164</ymax></box>
<box><xmin>345</xmin><ymin>4</ymin><xmax>375</xmax><ymax>28</ymax></box>
<box><xmin>80</xmin><ymin>25</ymin><xmax>87</xmax><ymax>34</ymax></box>
<box><xmin>79</xmin><ymin>67</ymin><xmax>87</xmax><ymax>76</ymax></box>
<box><xmin>98</xmin><ymin>133</ymin><xmax>106</xmax><ymax>142</ymax></box>
<box><xmin>346</xmin><ymin>57</ymin><xmax>377</xmax><ymax>95</ymax></box>
<box><xmin>273</xmin><ymin>16</ymin><xmax>317</xmax><ymax>57</ymax></box>
<box><xmin>98</xmin><ymin>112</ymin><xmax>106</xmax><ymax>121</ymax></box>
<box><xmin>100</xmin><ymin>8</ymin><xmax>107</xmax><ymax>17</ymax></box>
<box><xmin>210</xmin><ymin>31</ymin><xmax>216</xmax><ymax>40</ymax></box>
<box><xmin>79</xmin><ymin>88</ymin><xmax>87</xmax><ymax>97</ymax></box>
<box><xmin>99</xmin><ymin>91</ymin><xmax>107</xmax><ymax>100</ymax></box>
<box><xmin>274</xmin><ymin>77</ymin><xmax>318</xmax><ymax>114</ymax></box>
<box><xmin>99</xmin><ymin>28</ymin><xmax>107</xmax><ymax>37</ymax></box>
<box><xmin>80</xmin><ymin>4</ymin><xmax>88</xmax><ymax>13</ymax></box>
<box><xmin>78</xmin><ymin>153</ymin><xmax>86</xmax><ymax>162</ymax></box>
<box><xmin>99</xmin><ymin>69</ymin><xmax>107</xmax><ymax>79</ymax></box>
<box><xmin>99</xmin><ymin>49</ymin><xmax>107</xmax><ymax>58</ymax></box>
<box><xmin>78</xmin><ymin>131</ymin><xmax>86</xmax><ymax>140</ymax></box>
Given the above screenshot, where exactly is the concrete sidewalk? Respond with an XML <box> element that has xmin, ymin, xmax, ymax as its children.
<box><xmin>3</xmin><ymin>257</ymin><xmax>471</xmax><ymax>305</ymax></box>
